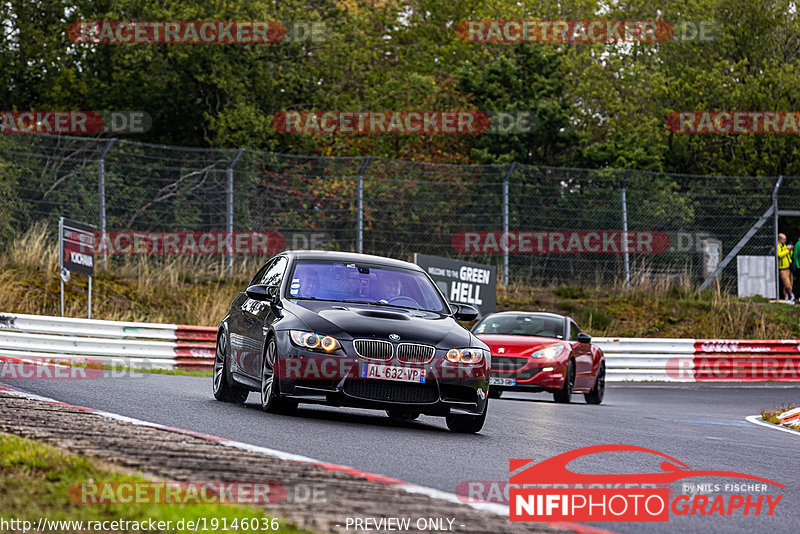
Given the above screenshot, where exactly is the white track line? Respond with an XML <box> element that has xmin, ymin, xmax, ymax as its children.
<box><xmin>745</xmin><ymin>415</ymin><xmax>800</xmax><ymax>436</ymax></box>
<box><xmin>0</xmin><ymin>384</ymin><xmax>618</xmax><ymax>533</ymax></box>
<box><xmin>0</xmin><ymin>387</ymin><xmax>509</xmax><ymax>513</ymax></box>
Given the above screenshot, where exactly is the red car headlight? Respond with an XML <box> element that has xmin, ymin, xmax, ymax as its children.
<box><xmin>531</xmin><ymin>345</ymin><xmax>564</xmax><ymax>360</ymax></box>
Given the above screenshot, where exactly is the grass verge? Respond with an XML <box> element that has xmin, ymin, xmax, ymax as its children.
<box><xmin>500</xmin><ymin>283</ymin><xmax>800</xmax><ymax>338</ymax></box>
<box><xmin>102</xmin><ymin>364</ymin><xmax>212</xmax><ymax>378</ymax></box>
<box><xmin>0</xmin><ymin>432</ymin><xmax>305</xmax><ymax>533</ymax></box>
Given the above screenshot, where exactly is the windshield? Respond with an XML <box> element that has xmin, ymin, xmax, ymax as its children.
<box><xmin>473</xmin><ymin>314</ymin><xmax>564</xmax><ymax>339</ymax></box>
<box><xmin>288</xmin><ymin>260</ymin><xmax>447</xmax><ymax>313</ymax></box>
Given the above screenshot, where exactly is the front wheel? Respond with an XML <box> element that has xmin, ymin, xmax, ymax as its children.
<box><xmin>584</xmin><ymin>362</ymin><xmax>605</xmax><ymax>405</ymax></box>
<box><xmin>260</xmin><ymin>337</ymin><xmax>297</xmax><ymax>414</ymax></box>
<box><xmin>446</xmin><ymin>401</ymin><xmax>488</xmax><ymax>434</ymax></box>
<box><xmin>213</xmin><ymin>334</ymin><xmax>249</xmax><ymax>404</ymax></box>
<box><xmin>553</xmin><ymin>359</ymin><xmax>574</xmax><ymax>404</ymax></box>
<box><xmin>488</xmin><ymin>388</ymin><xmax>503</xmax><ymax>399</ymax></box>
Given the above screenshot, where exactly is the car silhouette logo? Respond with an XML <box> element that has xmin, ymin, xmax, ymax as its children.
<box><xmin>510</xmin><ymin>444</ymin><xmax>785</xmax><ymax>487</ymax></box>
<box><xmin>498</xmin><ymin>347</ymin><xmax>505</xmax><ymax>353</ymax></box>
<box><xmin>389</xmin><ymin>334</ymin><xmax>400</xmax><ymax>341</ymax></box>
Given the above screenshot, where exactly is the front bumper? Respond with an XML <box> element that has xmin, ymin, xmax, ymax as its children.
<box><xmin>275</xmin><ymin>335</ymin><xmax>489</xmax><ymax>416</ymax></box>
<box><xmin>490</xmin><ymin>357</ymin><xmax>567</xmax><ymax>391</ymax></box>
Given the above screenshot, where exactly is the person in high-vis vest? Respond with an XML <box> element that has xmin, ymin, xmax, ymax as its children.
<box><xmin>778</xmin><ymin>233</ymin><xmax>793</xmax><ymax>300</ymax></box>
<box><xmin>792</xmin><ymin>237</ymin><xmax>800</xmax><ymax>304</ymax></box>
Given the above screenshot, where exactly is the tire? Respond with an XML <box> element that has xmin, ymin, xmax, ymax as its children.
<box><xmin>553</xmin><ymin>359</ymin><xmax>575</xmax><ymax>404</ymax></box>
<box><xmin>260</xmin><ymin>337</ymin><xmax>297</xmax><ymax>414</ymax></box>
<box><xmin>213</xmin><ymin>334</ymin><xmax>249</xmax><ymax>404</ymax></box>
<box><xmin>584</xmin><ymin>362</ymin><xmax>605</xmax><ymax>405</ymax></box>
<box><xmin>488</xmin><ymin>388</ymin><xmax>503</xmax><ymax>399</ymax></box>
<box><xmin>446</xmin><ymin>400</ymin><xmax>488</xmax><ymax>434</ymax></box>
<box><xmin>386</xmin><ymin>409</ymin><xmax>420</xmax><ymax>421</ymax></box>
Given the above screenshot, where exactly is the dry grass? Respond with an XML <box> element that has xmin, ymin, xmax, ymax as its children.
<box><xmin>4</xmin><ymin>226</ymin><xmax>800</xmax><ymax>337</ymax></box>
<box><xmin>0</xmin><ymin>225</ymin><xmax>251</xmax><ymax>325</ymax></box>
<box><xmin>498</xmin><ymin>277</ymin><xmax>800</xmax><ymax>338</ymax></box>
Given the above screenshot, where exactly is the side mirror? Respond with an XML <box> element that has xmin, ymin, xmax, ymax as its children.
<box><xmin>577</xmin><ymin>332</ymin><xmax>592</xmax><ymax>344</ymax></box>
<box><xmin>452</xmin><ymin>303</ymin><xmax>479</xmax><ymax>321</ymax></box>
<box><xmin>246</xmin><ymin>284</ymin><xmax>279</xmax><ymax>303</ymax></box>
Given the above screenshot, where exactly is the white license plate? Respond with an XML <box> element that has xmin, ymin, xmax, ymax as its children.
<box><xmin>490</xmin><ymin>377</ymin><xmax>516</xmax><ymax>386</ymax></box>
<box><xmin>361</xmin><ymin>363</ymin><xmax>426</xmax><ymax>383</ymax></box>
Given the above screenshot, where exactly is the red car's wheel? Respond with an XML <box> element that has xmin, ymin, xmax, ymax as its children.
<box><xmin>553</xmin><ymin>359</ymin><xmax>574</xmax><ymax>403</ymax></box>
<box><xmin>585</xmin><ymin>362</ymin><xmax>605</xmax><ymax>404</ymax></box>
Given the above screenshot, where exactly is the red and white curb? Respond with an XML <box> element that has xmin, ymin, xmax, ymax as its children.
<box><xmin>745</xmin><ymin>415</ymin><xmax>800</xmax><ymax>436</ymax></box>
<box><xmin>0</xmin><ymin>384</ymin><xmax>609</xmax><ymax>534</ymax></box>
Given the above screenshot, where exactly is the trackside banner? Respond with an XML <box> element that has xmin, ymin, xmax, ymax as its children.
<box><xmin>61</xmin><ymin>218</ymin><xmax>95</xmax><ymax>275</ymax></box>
<box><xmin>413</xmin><ymin>253</ymin><xmax>496</xmax><ymax>317</ymax></box>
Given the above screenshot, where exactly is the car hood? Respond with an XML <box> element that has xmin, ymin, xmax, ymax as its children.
<box><xmin>476</xmin><ymin>334</ymin><xmax>566</xmax><ymax>357</ymax></box>
<box><xmin>283</xmin><ymin>299</ymin><xmax>477</xmax><ymax>348</ymax></box>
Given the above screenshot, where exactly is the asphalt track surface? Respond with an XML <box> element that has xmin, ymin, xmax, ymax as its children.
<box><xmin>2</xmin><ymin>373</ymin><xmax>798</xmax><ymax>534</ymax></box>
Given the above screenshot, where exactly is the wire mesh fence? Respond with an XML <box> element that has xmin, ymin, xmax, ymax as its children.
<box><xmin>0</xmin><ymin>132</ymin><xmax>788</xmax><ymax>291</ymax></box>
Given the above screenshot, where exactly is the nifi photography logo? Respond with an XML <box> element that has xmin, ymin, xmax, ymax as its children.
<box><xmin>508</xmin><ymin>445</ymin><xmax>784</xmax><ymax>522</ymax></box>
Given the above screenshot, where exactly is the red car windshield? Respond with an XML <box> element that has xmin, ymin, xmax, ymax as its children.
<box><xmin>288</xmin><ymin>260</ymin><xmax>447</xmax><ymax>313</ymax></box>
<box><xmin>474</xmin><ymin>314</ymin><xmax>564</xmax><ymax>339</ymax></box>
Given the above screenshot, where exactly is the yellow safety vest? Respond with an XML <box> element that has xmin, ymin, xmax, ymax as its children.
<box><xmin>778</xmin><ymin>243</ymin><xmax>791</xmax><ymax>269</ymax></box>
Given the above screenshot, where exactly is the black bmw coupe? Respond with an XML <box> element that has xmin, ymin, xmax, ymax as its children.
<box><xmin>213</xmin><ymin>250</ymin><xmax>490</xmax><ymax>433</ymax></box>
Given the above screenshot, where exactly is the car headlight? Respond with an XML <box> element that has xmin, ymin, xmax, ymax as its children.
<box><xmin>290</xmin><ymin>330</ymin><xmax>341</xmax><ymax>352</ymax></box>
<box><xmin>531</xmin><ymin>345</ymin><xmax>564</xmax><ymax>360</ymax></box>
<box><xmin>445</xmin><ymin>348</ymin><xmax>487</xmax><ymax>364</ymax></box>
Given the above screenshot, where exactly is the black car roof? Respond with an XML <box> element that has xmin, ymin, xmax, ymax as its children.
<box><xmin>282</xmin><ymin>250</ymin><xmax>424</xmax><ymax>272</ymax></box>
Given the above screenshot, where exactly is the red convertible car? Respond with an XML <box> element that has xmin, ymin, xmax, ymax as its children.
<box><xmin>472</xmin><ymin>312</ymin><xmax>605</xmax><ymax>404</ymax></box>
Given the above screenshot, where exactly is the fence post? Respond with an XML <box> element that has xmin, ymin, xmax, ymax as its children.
<box><xmin>356</xmin><ymin>156</ymin><xmax>372</xmax><ymax>254</ymax></box>
<box><xmin>502</xmin><ymin>162</ymin><xmax>516</xmax><ymax>286</ymax></box>
<box><xmin>622</xmin><ymin>169</ymin><xmax>631</xmax><ymax>290</ymax></box>
<box><xmin>227</xmin><ymin>149</ymin><xmax>245</xmax><ymax>276</ymax></box>
<box><xmin>774</xmin><ymin>176</ymin><xmax>784</xmax><ymax>299</ymax></box>
<box><xmin>98</xmin><ymin>139</ymin><xmax>115</xmax><ymax>268</ymax></box>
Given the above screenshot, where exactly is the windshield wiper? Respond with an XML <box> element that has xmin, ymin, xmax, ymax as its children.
<box><xmin>338</xmin><ymin>299</ymin><xmax>424</xmax><ymax>311</ymax></box>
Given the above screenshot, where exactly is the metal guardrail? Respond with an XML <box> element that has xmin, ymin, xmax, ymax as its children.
<box><xmin>596</xmin><ymin>337</ymin><xmax>800</xmax><ymax>382</ymax></box>
<box><xmin>0</xmin><ymin>313</ymin><xmax>798</xmax><ymax>380</ymax></box>
<box><xmin>594</xmin><ymin>337</ymin><xmax>695</xmax><ymax>382</ymax></box>
<box><xmin>0</xmin><ymin>312</ymin><xmax>215</xmax><ymax>369</ymax></box>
